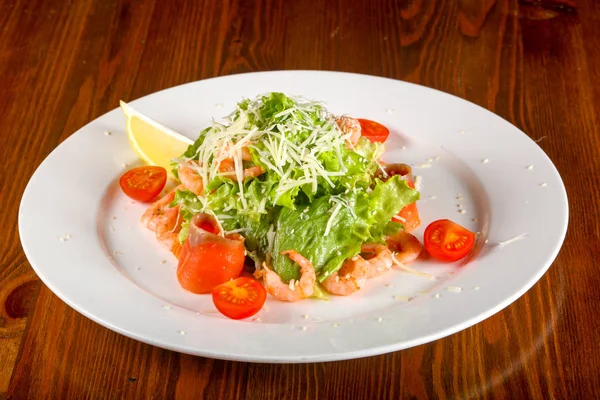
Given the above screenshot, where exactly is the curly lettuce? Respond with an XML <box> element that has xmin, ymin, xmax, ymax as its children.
<box><xmin>272</xmin><ymin>176</ymin><xmax>419</xmax><ymax>282</ymax></box>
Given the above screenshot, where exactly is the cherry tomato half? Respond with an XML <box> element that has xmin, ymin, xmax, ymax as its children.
<box><xmin>119</xmin><ymin>166</ymin><xmax>167</xmax><ymax>202</ymax></box>
<box><xmin>423</xmin><ymin>219</ymin><xmax>475</xmax><ymax>262</ymax></box>
<box><xmin>212</xmin><ymin>277</ymin><xmax>266</xmax><ymax>320</ymax></box>
<box><xmin>358</xmin><ymin>119</ymin><xmax>390</xmax><ymax>143</ymax></box>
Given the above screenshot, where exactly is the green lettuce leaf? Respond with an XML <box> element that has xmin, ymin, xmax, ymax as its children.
<box><xmin>272</xmin><ymin>175</ymin><xmax>419</xmax><ymax>282</ymax></box>
<box><xmin>383</xmin><ymin>221</ymin><xmax>404</xmax><ymax>236</ymax></box>
<box><xmin>367</xmin><ymin>176</ymin><xmax>420</xmax><ymax>239</ymax></box>
<box><xmin>221</xmin><ymin>210</ymin><xmax>278</xmax><ymax>259</ymax></box>
<box><xmin>169</xmin><ymin>189</ymin><xmax>205</xmax><ymax>243</ymax></box>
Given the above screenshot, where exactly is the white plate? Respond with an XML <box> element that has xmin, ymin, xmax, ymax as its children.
<box><xmin>19</xmin><ymin>71</ymin><xmax>568</xmax><ymax>363</ymax></box>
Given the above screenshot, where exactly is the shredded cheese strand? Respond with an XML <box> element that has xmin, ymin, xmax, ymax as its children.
<box><xmin>324</xmin><ymin>203</ymin><xmax>342</xmax><ymax>236</ymax></box>
<box><xmin>497</xmin><ymin>233</ymin><xmax>528</xmax><ymax>246</ymax></box>
<box><xmin>391</xmin><ymin>253</ymin><xmax>434</xmax><ymax>279</ymax></box>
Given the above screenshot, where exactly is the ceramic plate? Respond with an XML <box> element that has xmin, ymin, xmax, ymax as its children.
<box><xmin>19</xmin><ymin>71</ymin><xmax>568</xmax><ymax>363</ymax></box>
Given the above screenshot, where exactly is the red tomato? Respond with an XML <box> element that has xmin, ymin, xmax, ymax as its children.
<box><xmin>423</xmin><ymin>219</ymin><xmax>475</xmax><ymax>262</ymax></box>
<box><xmin>177</xmin><ymin>239</ymin><xmax>245</xmax><ymax>294</ymax></box>
<box><xmin>119</xmin><ymin>166</ymin><xmax>167</xmax><ymax>202</ymax></box>
<box><xmin>358</xmin><ymin>119</ymin><xmax>390</xmax><ymax>143</ymax></box>
<box><xmin>212</xmin><ymin>277</ymin><xmax>266</xmax><ymax>320</ymax></box>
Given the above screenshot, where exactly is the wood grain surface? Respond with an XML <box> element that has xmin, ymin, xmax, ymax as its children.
<box><xmin>1</xmin><ymin>0</ymin><xmax>599</xmax><ymax>398</ymax></box>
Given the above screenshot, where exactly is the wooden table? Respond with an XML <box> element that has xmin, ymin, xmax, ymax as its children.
<box><xmin>2</xmin><ymin>0</ymin><xmax>598</xmax><ymax>398</ymax></box>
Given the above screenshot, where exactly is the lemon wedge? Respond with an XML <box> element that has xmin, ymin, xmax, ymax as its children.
<box><xmin>120</xmin><ymin>100</ymin><xmax>193</xmax><ymax>172</ymax></box>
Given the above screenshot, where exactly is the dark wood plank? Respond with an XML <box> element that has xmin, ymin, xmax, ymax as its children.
<box><xmin>1</xmin><ymin>0</ymin><xmax>599</xmax><ymax>398</ymax></box>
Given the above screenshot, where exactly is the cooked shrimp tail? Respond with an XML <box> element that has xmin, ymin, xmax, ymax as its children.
<box><xmin>322</xmin><ymin>255</ymin><xmax>369</xmax><ymax>296</ymax></box>
<box><xmin>262</xmin><ymin>250</ymin><xmax>316</xmax><ymax>302</ymax></box>
<box><xmin>218</xmin><ymin>158</ymin><xmax>265</xmax><ymax>182</ymax></box>
<box><xmin>361</xmin><ymin>243</ymin><xmax>393</xmax><ymax>278</ymax></box>
<box><xmin>141</xmin><ymin>185</ymin><xmax>184</xmax><ymax>256</ymax></box>
<box><xmin>336</xmin><ymin>116</ymin><xmax>362</xmax><ymax>147</ymax></box>
<box><xmin>178</xmin><ymin>163</ymin><xmax>204</xmax><ymax>196</ymax></box>
<box><xmin>386</xmin><ymin>231</ymin><xmax>422</xmax><ymax>264</ymax></box>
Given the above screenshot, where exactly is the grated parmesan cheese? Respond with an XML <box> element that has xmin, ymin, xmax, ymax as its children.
<box><xmin>266</xmin><ymin>224</ymin><xmax>275</xmax><ymax>255</ymax></box>
<box><xmin>497</xmin><ymin>233</ymin><xmax>528</xmax><ymax>247</ymax></box>
<box><xmin>391</xmin><ymin>253</ymin><xmax>434</xmax><ymax>279</ymax></box>
<box><xmin>187</xmin><ymin>95</ymin><xmax>355</xmax><ymax>211</ymax></box>
<box><xmin>392</xmin><ymin>215</ymin><xmax>406</xmax><ymax>223</ymax></box>
<box><xmin>413</xmin><ymin>163</ymin><xmax>432</xmax><ymax>169</ymax></box>
<box><xmin>414</xmin><ymin>175</ymin><xmax>422</xmax><ymax>191</ymax></box>
<box><xmin>329</xmin><ymin>195</ymin><xmax>357</xmax><ymax>219</ymax></box>
<box><xmin>324</xmin><ymin>203</ymin><xmax>342</xmax><ymax>236</ymax></box>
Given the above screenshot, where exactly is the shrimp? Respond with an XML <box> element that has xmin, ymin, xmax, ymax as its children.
<box><xmin>361</xmin><ymin>243</ymin><xmax>394</xmax><ymax>278</ymax></box>
<box><xmin>386</xmin><ymin>230</ymin><xmax>422</xmax><ymax>264</ymax></box>
<box><xmin>336</xmin><ymin>116</ymin><xmax>362</xmax><ymax>147</ymax></box>
<box><xmin>178</xmin><ymin>164</ymin><xmax>204</xmax><ymax>196</ymax></box>
<box><xmin>240</xmin><ymin>146</ymin><xmax>253</xmax><ymax>161</ymax></box>
<box><xmin>141</xmin><ymin>186</ymin><xmax>182</xmax><ymax>235</ymax></box>
<box><xmin>261</xmin><ymin>250</ymin><xmax>316</xmax><ymax>302</ymax></box>
<box><xmin>218</xmin><ymin>159</ymin><xmax>265</xmax><ymax>181</ymax></box>
<box><xmin>322</xmin><ymin>255</ymin><xmax>369</xmax><ymax>296</ymax></box>
<box><xmin>141</xmin><ymin>186</ymin><xmax>184</xmax><ymax>256</ymax></box>
<box><xmin>217</xmin><ymin>143</ymin><xmax>253</xmax><ymax>162</ymax></box>
<box><xmin>241</xmin><ymin>165</ymin><xmax>265</xmax><ymax>179</ymax></box>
